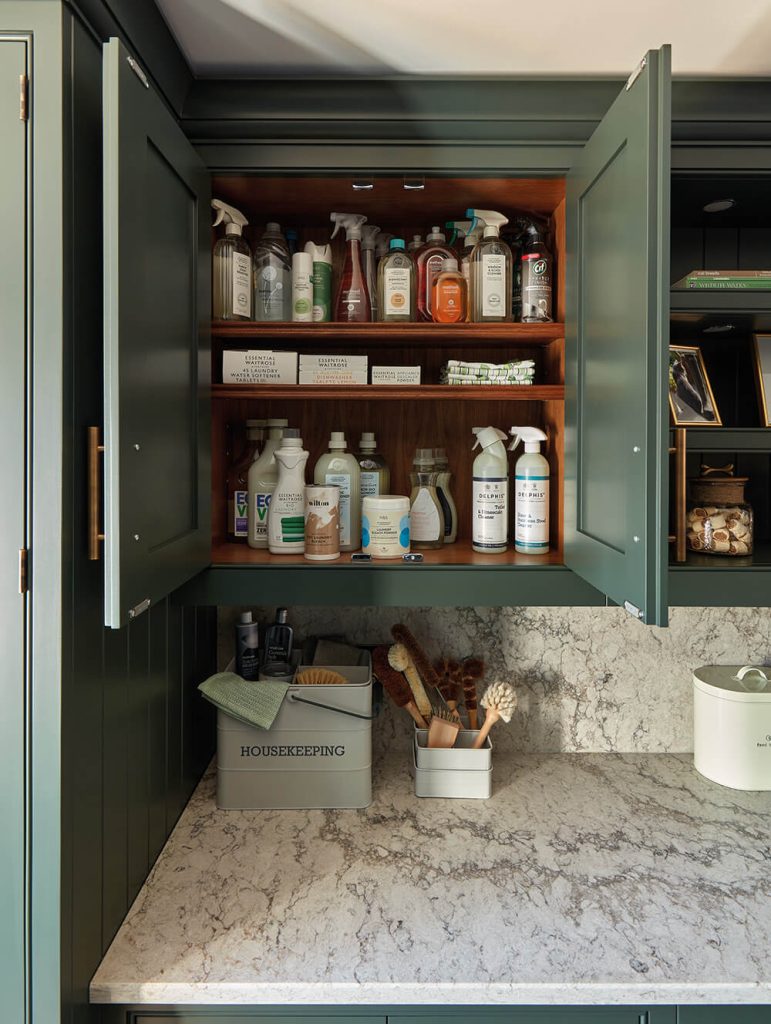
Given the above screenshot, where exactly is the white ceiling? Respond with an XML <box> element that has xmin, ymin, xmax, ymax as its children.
<box><xmin>156</xmin><ymin>0</ymin><xmax>771</xmax><ymax>76</ymax></box>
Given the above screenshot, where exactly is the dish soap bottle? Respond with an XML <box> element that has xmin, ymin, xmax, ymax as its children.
<box><xmin>314</xmin><ymin>431</ymin><xmax>361</xmax><ymax>551</ymax></box>
<box><xmin>431</xmin><ymin>257</ymin><xmax>467</xmax><ymax>323</ymax></box>
<box><xmin>361</xmin><ymin>224</ymin><xmax>381</xmax><ymax>321</ymax></box>
<box><xmin>409</xmin><ymin>448</ymin><xmax>444</xmax><ymax>549</ymax></box>
<box><xmin>264</xmin><ymin>608</ymin><xmax>293</xmax><ymax>665</ymax></box>
<box><xmin>472</xmin><ymin>427</ymin><xmax>509</xmax><ymax>554</ymax></box>
<box><xmin>467</xmin><ymin>209</ymin><xmax>512</xmax><ymax>322</ymax></box>
<box><xmin>330</xmin><ymin>212</ymin><xmax>370</xmax><ymax>322</ymax></box>
<box><xmin>377</xmin><ymin>238</ymin><xmax>416</xmax><ymax>322</ymax></box>
<box><xmin>509</xmin><ymin>427</ymin><xmax>549</xmax><ymax>554</ymax></box>
<box><xmin>304</xmin><ymin>241</ymin><xmax>333</xmax><ymax>323</ymax></box>
<box><xmin>433</xmin><ymin>447</ymin><xmax>458</xmax><ymax>544</ymax></box>
<box><xmin>227</xmin><ymin>419</ymin><xmax>264</xmax><ymax>542</ymax></box>
<box><xmin>247</xmin><ymin>418</ymin><xmax>288</xmax><ymax>549</ymax></box>
<box><xmin>253</xmin><ymin>222</ymin><xmax>291</xmax><ymax>321</ymax></box>
<box><xmin>212</xmin><ymin>200</ymin><xmax>252</xmax><ymax>321</ymax></box>
<box><xmin>520</xmin><ymin>220</ymin><xmax>553</xmax><ymax>323</ymax></box>
<box><xmin>358</xmin><ymin>432</ymin><xmax>391</xmax><ymax>498</ymax></box>
<box><xmin>416</xmin><ymin>226</ymin><xmax>454</xmax><ymax>322</ymax></box>
<box><xmin>269</xmin><ymin>429</ymin><xmax>309</xmax><ymax>554</ymax></box>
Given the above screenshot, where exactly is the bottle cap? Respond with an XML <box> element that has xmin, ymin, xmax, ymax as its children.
<box><xmin>362</xmin><ymin>495</ymin><xmax>410</xmax><ymax>512</ymax></box>
<box><xmin>282</xmin><ymin>428</ymin><xmax>301</xmax><ymax>439</ymax></box>
<box><xmin>359</xmin><ymin>431</ymin><xmax>376</xmax><ymax>448</ymax></box>
<box><xmin>246</xmin><ymin>418</ymin><xmax>265</xmax><ymax>427</ymax></box>
<box><xmin>224</xmin><ymin>222</ymin><xmax>242</xmax><ymax>236</ymax></box>
<box><xmin>426</xmin><ymin>225</ymin><xmax>445</xmax><ymax>243</ymax></box>
<box><xmin>330</xmin><ymin>431</ymin><xmax>347</xmax><ymax>448</ymax></box>
<box><xmin>433</xmin><ymin>447</ymin><xmax>448</xmax><ymax>465</ymax></box>
<box><xmin>413</xmin><ymin>447</ymin><xmax>435</xmax><ymax>467</ymax></box>
<box><xmin>292</xmin><ymin>251</ymin><xmax>312</xmax><ymax>272</ymax></box>
<box><xmin>239</xmin><ymin>611</ymin><xmax>253</xmax><ymax>624</ymax></box>
<box><xmin>265</xmin><ymin>222</ymin><xmax>281</xmax><ymax>233</ymax></box>
<box><xmin>441</xmin><ymin>258</ymin><xmax>459</xmax><ymax>272</ymax></box>
<box><xmin>267</xmin><ymin>418</ymin><xmax>289</xmax><ymax>428</ymax></box>
<box><xmin>390</xmin><ymin>238</ymin><xmax>406</xmax><ymax>251</ymax></box>
<box><xmin>275</xmin><ymin>608</ymin><xmax>288</xmax><ymax>624</ymax></box>
<box><xmin>483</xmin><ymin>225</ymin><xmax>498</xmax><ymax>238</ymax></box>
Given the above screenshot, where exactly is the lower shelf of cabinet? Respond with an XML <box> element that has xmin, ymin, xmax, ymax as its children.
<box><xmin>211</xmin><ymin>540</ymin><xmax>564</xmax><ymax>567</ymax></box>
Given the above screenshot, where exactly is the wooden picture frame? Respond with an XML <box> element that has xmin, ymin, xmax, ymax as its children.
<box><xmin>668</xmin><ymin>344</ymin><xmax>722</xmax><ymax>427</ymax></box>
<box><xmin>752</xmin><ymin>334</ymin><xmax>771</xmax><ymax>427</ymax></box>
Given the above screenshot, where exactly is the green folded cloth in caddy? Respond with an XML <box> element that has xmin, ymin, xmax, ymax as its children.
<box><xmin>198</xmin><ymin>672</ymin><xmax>289</xmax><ymax>730</ymax></box>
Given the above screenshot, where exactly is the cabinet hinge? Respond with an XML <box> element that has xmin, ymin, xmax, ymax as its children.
<box><xmin>623</xmin><ymin>600</ymin><xmax>644</xmax><ymax>621</ymax></box>
<box><xmin>19</xmin><ymin>549</ymin><xmax>28</xmax><ymax>594</ymax></box>
<box><xmin>19</xmin><ymin>74</ymin><xmax>28</xmax><ymax>120</ymax></box>
<box><xmin>126</xmin><ymin>55</ymin><xmax>149</xmax><ymax>89</ymax></box>
<box><xmin>625</xmin><ymin>56</ymin><xmax>647</xmax><ymax>91</ymax></box>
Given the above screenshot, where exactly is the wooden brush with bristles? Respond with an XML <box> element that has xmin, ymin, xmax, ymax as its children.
<box><xmin>295</xmin><ymin>668</ymin><xmax>348</xmax><ymax>686</ymax></box>
<box><xmin>427</xmin><ymin>707</ymin><xmax>461</xmax><ymax>749</ymax></box>
<box><xmin>391</xmin><ymin>624</ymin><xmax>442</xmax><ymax>700</ymax></box>
<box><xmin>372</xmin><ymin>645</ymin><xmax>428</xmax><ymax>729</ymax></box>
<box><xmin>433</xmin><ymin>657</ymin><xmax>462</xmax><ymax>721</ymax></box>
<box><xmin>461</xmin><ymin>657</ymin><xmax>484</xmax><ymax>729</ymax></box>
<box><xmin>472</xmin><ymin>681</ymin><xmax>517</xmax><ymax>749</ymax></box>
<box><xmin>388</xmin><ymin>641</ymin><xmax>433</xmax><ymax>721</ymax></box>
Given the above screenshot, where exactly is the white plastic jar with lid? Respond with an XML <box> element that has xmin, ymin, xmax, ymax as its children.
<box><xmin>362</xmin><ymin>495</ymin><xmax>410</xmax><ymax>558</ymax></box>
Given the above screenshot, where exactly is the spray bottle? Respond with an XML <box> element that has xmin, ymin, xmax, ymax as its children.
<box><xmin>375</xmin><ymin>232</ymin><xmax>395</xmax><ymax>268</ymax></box>
<box><xmin>361</xmin><ymin>224</ymin><xmax>381</xmax><ymax>321</ymax></box>
<box><xmin>330</xmin><ymin>212</ymin><xmax>370</xmax><ymax>322</ymax></box>
<box><xmin>446</xmin><ymin>219</ymin><xmax>472</xmax><ymax>254</ymax></box>
<box><xmin>304</xmin><ymin>241</ymin><xmax>333</xmax><ymax>322</ymax></box>
<box><xmin>211</xmin><ymin>200</ymin><xmax>251</xmax><ymax>321</ymax></box>
<box><xmin>268</xmin><ymin>429</ymin><xmax>309</xmax><ymax>554</ymax></box>
<box><xmin>509</xmin><ymin>427</ymin><xmax>549</xmax><ymax>554</ymax></box>
<box><xmin>460</xmin><ymin>224</ymin><xmax>482</xmax><ymax>320</ymax></box>
<box><xmin>520</xmin><ymin>220</ymin><xmax>554</xmax><ymax>323</ymax></box>
<box><xmin>471</xmin><ymin>427</ymin><xmax>509</xmax><ymax>554</ymax></box>
<box><xmin>466</xmin><ymin>209</ymin><xmax>512</xmax><ymax>322</ymax></box>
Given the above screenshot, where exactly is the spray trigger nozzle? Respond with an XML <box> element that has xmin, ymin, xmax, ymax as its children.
<box><xmin>330</xmin><ymin>212</ymin><xmax>368</xmax><ymax>241</ymax></box>
<box><xmin>509</xmin><ymin>426</ymin><xmax>548</xmax><ymax>452</ymax></box>
<box><xmin>212</xmin><ymin>199</ymin><xmax>248</xmax><ymax>235</ymax></box>
<box><xmin>472</xmin><ymin>426</ymin><xmax>508</xmax><ymax>451</ymax></box>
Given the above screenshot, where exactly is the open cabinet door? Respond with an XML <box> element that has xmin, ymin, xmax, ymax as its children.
<box><xmin>103</xmin><ymin>38</ymin><xmax>210</xmax><ymax>628</ymax></box>
<box><xmin>565</xmin><ymin>46</ymin><xmax>670</xmax><ymax>626</ymax></box>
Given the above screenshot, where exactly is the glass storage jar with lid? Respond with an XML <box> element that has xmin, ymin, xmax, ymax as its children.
<box><xmin>686</xmin><ymin>464</ymin><xmax>753</xmax><ymax>556</ymax></box>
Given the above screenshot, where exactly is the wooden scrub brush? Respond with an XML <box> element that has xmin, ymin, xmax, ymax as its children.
<box><xmin>427</xmin><ymin>708</ymin><xmax>462</xmax><ymax>749</ymax></box>
<box><xmin>295</xmin><ymin>668</ymin><xmax>348</xmax><ymax>686</ymax></box>
<box><xmin>472</xmin><ymin>681</ymin><xmax>517</xmax><ymax>749</ymax></box>
<box><xmin>388</xmin><ymin>642</ymin><xmax>433</xmax><ymax>721</ymax></box>
<box><xmin>373</xmin><ymin>646</ymin><xmax>428</xmax><ymax>729</ymax></box>
<box><xmin>461</xmin><ymin>657</ymin><xmax>484</xmax><ymax>729</ymax></box>
<box><xmin>433</xmin><ymin>657</ymin><xmax>462</xmax><ymax>721</ymax></box>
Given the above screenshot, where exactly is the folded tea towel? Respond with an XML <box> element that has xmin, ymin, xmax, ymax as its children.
<box><xmin>198</xmin><ymin>672</ymin><xmax>289</xmax><ymax>730</ymax></box>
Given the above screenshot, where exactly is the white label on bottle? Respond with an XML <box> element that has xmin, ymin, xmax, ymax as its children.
<box><xmin>473</xmin><ymin>477</ymin><xmax>508</xmax><ymax>548</ymax></box>
<box><xmin>325</xmin><ymin>473</ymin><xmax>352</xmax><ymax>546</ymax></box>
<box><xmin>361</xmin><ymin>471</ymin><xmax>380</xmax><ymax>497</ymax></box>
<box><xmin>384</xmin><ymin>267</ymin><xmax>411</xmax><ymax>316</ymax></box>
<box><xmin>411</xmin><ymin>488</ymin><xmax>441</xmax><ymax>542</ymax></box>
<box><xmin>515</xmin><ymin>476</ymin><xmax>549</xmax><ymax>549</ymax></box>
<box><xmin>482</xmin><ymin>254</ymin><xmax>506</xmax><ymax>317</ymax></box>
<box><xmin>232</xmin><ymin>252</ymin><xmax>252</xmax><ymax>318</ymax></box>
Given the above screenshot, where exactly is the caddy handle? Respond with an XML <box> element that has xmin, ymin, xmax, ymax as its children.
<box><xmin>88</xmin><ymin>426</ymin><xmax>105</xmax><ymax>560</ymax></box>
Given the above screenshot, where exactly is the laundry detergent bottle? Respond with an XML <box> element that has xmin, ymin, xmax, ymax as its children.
<box><xmin>472</xmin><ymin>427</ymin><xmax>509</xmax><ymax>554</ymax></box>
<box><xmin>509</xmin><ymin>427</ymin><xmax>549</xmax><ymax>554</ymax></box>
<box><xmin>268</xmin><ymin>429</ymin><xmax>309</xmax><ymax>554</ymax></box>
<box><xmin>330</xmin><ymin>212</ymin><xmax>370</xmax><ymax>322</ymax></box>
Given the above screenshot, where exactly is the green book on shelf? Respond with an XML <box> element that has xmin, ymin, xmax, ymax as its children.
<box><xmin>673</xmin><ymin>269</ymin><xmax>771</xmax><ymax>290</ymax></box>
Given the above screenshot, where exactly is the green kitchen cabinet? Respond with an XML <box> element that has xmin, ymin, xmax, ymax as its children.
<box><xmin>678</xmin><ymin>1011</ymin><xmax>771</xmax><ymax>1023</ymax></box>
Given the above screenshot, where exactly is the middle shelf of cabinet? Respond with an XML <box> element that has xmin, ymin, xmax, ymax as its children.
<box><xmin>213</xmin><ymin>383</ymin><xmax>564</xmax><ymax>402</ymax></box>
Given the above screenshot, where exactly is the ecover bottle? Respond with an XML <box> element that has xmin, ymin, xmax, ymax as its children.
<box><xmin>509</xmin><ymin>426</ymin><xmax>549</xmax><ymax>554</ymax></box>
<box><xmin>409</xmin><ymin>448</ymin><xmax>443</xmax><ymax>549</ymax></box>
<box><xmin>472</xmin><ymin>427</ymin><xmax>509</xmax><ymax>554</ymax></box>
<box><xmin>377</xmin><ymin>239</ymin><xmax>416</xmax><ymax>322</ymax></box>
<box><xmin>467</xmin><ymin>209</ymin><xmax>512</xmax><ymax>322</ymax></box>
<box><xmin>314</xmin><ymin>431</ymin><xmax>361</xmax><ymax>551</ymax></box>
<box><xmin>247</xmin><ymin>418</ymin><xmax>288</xmax><ymax>549</ymax></box>
<box><xmin>226</xmin><ymin>418</ymin><xmax>264</xmax><ymax>541</ymax></box>
<box><xmin>212</xmin><ymin>200</ymin><xmax>252</xmax><ymax>321</ymax></box>
<box><xmin>268</xmin><ymin>429</ymin><xmax>309</xmax><ymax>554</ymax></box>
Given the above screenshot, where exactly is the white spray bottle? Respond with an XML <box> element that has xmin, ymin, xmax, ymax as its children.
<box><xmin>471</xmin><ymin>427</ymin><xmax>509</xmax><ymax>554</ymax></box>
<box><xmin>466</xmin><ymin>208</ymin><xmax>512</xmax><ymax>322</ymax></box>
<box><xmin>509</xmin><ymin>427</ymin><xmax>549</xmax><ymax>554</ymax></box>
<box><xmin>211</xmin><ymin>200</ymin><xmax>251</xmax><ymax>321</ymax></box>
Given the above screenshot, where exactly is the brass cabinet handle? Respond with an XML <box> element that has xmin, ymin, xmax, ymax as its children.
<box><xmin>667</xmin><ymin>427</ymin><xmax>687</xmax><ymax>563</ymax></box>
<box><xmin>88</xmin><ymin>426</ymin><xmax>105</xmax><ymax>560</ymax></box>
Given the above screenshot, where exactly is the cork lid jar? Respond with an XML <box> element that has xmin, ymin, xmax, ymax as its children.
<box><xmin>687</xmin><ymin>465</ymin><xmax>753</xmax><ymax>557</ymax></box>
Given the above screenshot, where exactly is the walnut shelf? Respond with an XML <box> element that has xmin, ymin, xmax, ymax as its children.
<box><xmin>213</xmin><ymin>383</ymin><xmax>564</xmax><ymax>401</ymax></box>
<box><xmin>212</xmin><ymin>321</ymin><xmax>565</xmax><ymax>346</ymax></box>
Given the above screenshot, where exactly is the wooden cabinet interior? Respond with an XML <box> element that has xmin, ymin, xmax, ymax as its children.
<box><xmin>210</xmin><ymin>174</ymin><xmax>567</xmax><ymax>567</ymax></box>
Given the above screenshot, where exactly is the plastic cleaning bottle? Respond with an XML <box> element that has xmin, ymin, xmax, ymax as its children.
<box><xmin>433</xmin><ymin>448</ymin><xmax>458</xmax><ymax>544</ymax></box>
<box><xmin>314</xmin><ymin>431</ymin><xmax>361</xmax><ymax>551</ymax></box>
<box><xmin>520</xmin><ymin>220</ymin><xmax>554</xmax><ymax>323</ymax></box>
<box><xmin>304</xmin><ymin>241</ymin><xmax>333</xmax><ymax>322</ymax></box>
<box><xmin>377</xmin><ymin>238</ymin><xmax>416</xmax><ymax>322</ymax></box>
<box><xmin>431</xmin><ymin>257</ymin><xmax>467</xmax><ymax>324</ymax></box>
<box><xmin>361</xmin><ymin>224</ymin><xmax>381</xmax><ymax>321</ymax></box>
<box><xmin>268</xmin><ymin>429</ymin><xmax>309</xmax><ymax>554</ymax></box>
<box><xmin>253</xmin><ymin>222</ymin><xmax>291</xmax><ymax>321</ymax></box>
<box><xmin>460</xmin><ymin>225</ymin><xmax>482</xmax><ymax>320</ymax></box>
<box><xmin>409</xmin><ymin>448</ymin><xmax>443</xmax><ymax>549</ymax></box>
<box><xmin>330</xmin><ymin>212</ymin><xmax>370</xmax><ymax>322</ymax></box>
<box><xmin>212</xmin><ymin>200</ymin><xmax>252</xmax><ymax>321</ymax></box>
<box><xmin>247</xmin><ymin>418</ymin><xmax>288</xmax><ymax>549</ymax></box>
<box><xmin>291</xmin><ymin>250</ymin><xmax>313</xmax><ymax>322</ymax></box>
<box><xmin>358</xmin><ymin>432</ymin><xmax>391</xmax><ymax>498</ymax></box>
<box><xmin>446</xmin><ymin>219</ymin><xmax>471</xmax><ymax>255</ymax></box>
<box><xmin>234</xmin><ymin>611</ymin><xmax>260</xmax><ymax>681</ymax></box>
<box><xmin>408</xmin><ymin>234</ymin><xmax>423</xmax><ymax>252</ymax></box>
<box><xmin>467</xmin><ymin>209</ymin><xmax>512</xmax><ymax>322</ymax></box>
<box><xmin>416</xmin><ymin>226</ymin><xmax>454</xmax><ymax>322</ymax></box>
<box><xmin>509</xmin><ymin>426</ymin><xmax>549</xmax><ymax>554</ymax></box>
<box><xmin>472</xmin><ymin>427</ymin><xmax>509</xmax><ymax>554</ymax></box>
<box><xmin>226</xmin><ymin>418</ymin><xmax>264</xmax><ymax>542</ymax></box>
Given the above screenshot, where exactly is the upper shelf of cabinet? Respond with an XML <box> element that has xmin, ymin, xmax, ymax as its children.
<box><xmin>211</xmin><ymin>321</ymin><xmax>565</xmax><ymax>347</ymax></box>
<box><xmin>212</xmin><ymin>383</ymin><xmax>564</xmax><ymax>401</ymax></box>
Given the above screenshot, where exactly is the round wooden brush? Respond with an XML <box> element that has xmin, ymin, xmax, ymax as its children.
<box><xmin>472</xmin><ymin>681</ymin><xmax>517</xmax><ymax>749</ymax></box>
<box><xmin>461</xmin><ymin>657</ymin><xmax>484</xmax><ymax>729</ymax></box>
<box><xmin>388</xmin><ymin>641</ymin><xmax>433</xmax><ymax>721</ymax></box>
<box><xmin>390</xmin><ymin>623</ymin><xmax>442</xmax><ymax>705</ymax></box>
<box><xmin>433</xmin><ymin>657</ymin><xmax>462</xmax><ymax>721</ymax></box>
<box><xmin>295</xmin><ymin>668</ymin><xmax>347</xmax><ymax>686</ymax></box>
<box><xmin>372</xmin><ymin>645</ymin><xmax>428</xmax><ymax>729</ymax></box>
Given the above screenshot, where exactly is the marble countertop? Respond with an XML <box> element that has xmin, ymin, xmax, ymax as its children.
<box><xmin>90</xmin><ymin>753</ymin><xmax>771</xmax><ymax>1006</ymax></box>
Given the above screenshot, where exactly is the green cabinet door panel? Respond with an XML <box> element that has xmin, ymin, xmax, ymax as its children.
<box><xmin>678</xmin><ymin>1011</ymin><xmax>771</xmax><ymax>1023</ymax></box>
<box><xmin>0</xmin><ymin>33</ymin><xmax>29</xmax><ymax>1024</ymax></box>
<box><xmin>102</xmin><ymin>37</ymin><xmax>211</xmax><ymax>628</ymax></box>
<box><xmin>565</xmin><ymin>47</ymin><xmax>671</xmax><ymax>626</ymax></box>
<box><xmin>389</xmin><ymin>1011</ymin><xmax>670</xmax><ymax>1024</ymax></box>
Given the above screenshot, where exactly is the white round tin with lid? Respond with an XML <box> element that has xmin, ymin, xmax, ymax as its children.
<box><xmin>693</xmin><ymin>664</ymin><xmax>771</xmax><ymax>790</ymax></box>
<box><xmin>362</xmin><ymin>495</ymin><xmax>410</xmax><ymax>558</ymax></box>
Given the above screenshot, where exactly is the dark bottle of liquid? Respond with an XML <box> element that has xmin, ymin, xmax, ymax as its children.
<box><xmin>235</xmin><ymin>611</ymin><xmax>260</xmax><ymax>680</ymax></box>
<box><xmin>520</xmin><ymin>220</ymin><xmax>553</xmax><ymax>323</ymax></box>
<box><xmin>264</xmin><ymin>608</ymin><xmax>294</xmax><ymax>664</ymax></box>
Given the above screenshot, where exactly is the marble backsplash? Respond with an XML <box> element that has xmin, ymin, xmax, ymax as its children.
<box><xmin>218</xmin><ymin>606</ymin><xmax>771</xmax><ymax>754</ymax></box>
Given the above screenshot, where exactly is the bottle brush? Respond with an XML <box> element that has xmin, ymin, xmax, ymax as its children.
<box><xmin>373</xmin><ymin>645</ymin><xmax>428</xmax><ymax>729</ymax></box>
<box><xmin>472</xmin><ymin>681</ymin><xmax>517</xmax><ymax>749</ymax></box>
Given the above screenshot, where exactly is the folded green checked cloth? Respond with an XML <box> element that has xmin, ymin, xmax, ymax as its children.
<box><xmin>445</xmin><ymin>377</ymin><xmax>535</xmax><ymax>385</ymax></box>
<box><xmin>198</xmin><ymin>672</ymin><xmax>289</xmax><ymax>730</ymax></box>
<box><xmin>445</xmin><ymin>358</ymin><xmax>536</xmax><ymax>374</ymax></box>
